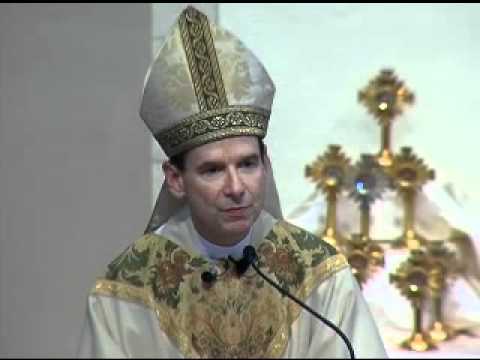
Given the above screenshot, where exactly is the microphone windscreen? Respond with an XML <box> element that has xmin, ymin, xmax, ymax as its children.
<box><xmin>243</xmin><ymin>245</ymin><xmax>258</xmax><ymax>263</ymax></box>
<box><xmin>201</xmin><ymin>271</ymin><xmax>216</xmax><ymax>284</ymax></box>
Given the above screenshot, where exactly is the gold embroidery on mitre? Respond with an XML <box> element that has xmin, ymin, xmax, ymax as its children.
<box><xmin>152</xmin><ymin>6</ymin><xmax>271</xmax><ymax>157</ymax></box>
<box><xmin>178</xmin><ymin>6</ymin><xmax>228</xmax><ymax>112</ymax></box>
<box><xmin>96</xmin><ymin>221</ymin><xmax>348</xmax><ymax>358</ymax></box>
<box><xmin>156</xmin><ymin>105</ymin><xmax>269</xmax><ymax>156</ymax></box>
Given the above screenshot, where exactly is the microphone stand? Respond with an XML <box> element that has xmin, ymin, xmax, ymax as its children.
<box><xmin>231</xmin><ymin>246</ymin><xmax>355</xmax><ymax>359</ymax></box>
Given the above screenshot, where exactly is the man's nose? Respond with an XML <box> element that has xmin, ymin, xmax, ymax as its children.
<box><xmin>224</xmin><ymin>168</ymin><xmax>245</xmax><ymax>199</ymax></box>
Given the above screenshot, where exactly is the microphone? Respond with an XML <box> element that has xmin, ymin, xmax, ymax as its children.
<box><xmin>201</xmin><ymin>270</ymin><xmax>217</xmax><ymax>284</ymax></box>
<box><xmin>230</xmin><ymin>245</ymin><xmax>356</xmax><ymax>359</ymax></box>
<box><xmin>201</xmin><ymin>260</ymin><xmax>230</xmax><ymax>287</ymax></box>
<box><xmin>228</xmin><ymin>247</ymin><xmax>257</xmax><ymax>276</ymax></box>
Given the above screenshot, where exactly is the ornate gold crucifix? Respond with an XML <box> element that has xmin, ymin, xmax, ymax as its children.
<box><xmin>305</xmin><ymin>144</ymin><xmax>352</xmax><ymax>249</ymax></box>
<box><xmin>358</xmin><ymin>69</ymin><xmax>415</xmax><ymax>167</ymax></box>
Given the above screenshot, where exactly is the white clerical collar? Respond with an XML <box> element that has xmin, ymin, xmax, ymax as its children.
<box><xmin>197</xmin><ymin>227</ymin><xmax>253</xmax><ymax>261</ymax></box>
<box><xmin>154</xmin><ymin>206</ymin><xmax>278</xmax><ymax>261</ymax></box>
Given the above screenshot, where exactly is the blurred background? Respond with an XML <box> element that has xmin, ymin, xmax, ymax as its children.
<box><xmin>1</xmin><ymin>3</ymin><xmax>479</xmax><ymax>357</ymax></box>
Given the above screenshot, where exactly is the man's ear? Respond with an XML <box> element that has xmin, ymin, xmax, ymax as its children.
<box><xmin>262</xmin><ymin>145</ymin><xmax>273</xmax><ymax>173</ymax></box>
<box><xmin>262</xmin><ymin>144</ymin><xmax>270</xmax><ymax>166</ymax></box>
<box><xmin>163</xmin><ymin>161</ymin><xmax>186</xmax><ymax>199</ymax></box>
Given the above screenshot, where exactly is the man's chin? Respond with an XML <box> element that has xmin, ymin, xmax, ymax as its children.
<box><xmin>222</xmin><ymin>220</ymin><xmax>253</xmax><ymax>237</ymax></box>
<box><xmin>219</xmin><ymin>208</ymin><xmax>261</xmax><ymax>237</ymax></box>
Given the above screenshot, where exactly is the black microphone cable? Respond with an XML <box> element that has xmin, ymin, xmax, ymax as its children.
<box><xmin>230</xmin><ymin>245</ymin><xmax>355</xmax><ymax>359</ymax></box>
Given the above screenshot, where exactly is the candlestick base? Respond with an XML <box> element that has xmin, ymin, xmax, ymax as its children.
<box><xmin>401</xmin><ymin>332</ymin><xmax>436</xmax><ymax>352</ymax></box>
<box><xmin>428</xmin><ymin>321</ymin><xmax>456</xmax><ymax>343</ymax></box>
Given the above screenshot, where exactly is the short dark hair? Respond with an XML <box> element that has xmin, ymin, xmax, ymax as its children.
<box><xmin>169</xmin><ymin>137</ymin><xmax>266</xmax><ymax>171</ymax></box>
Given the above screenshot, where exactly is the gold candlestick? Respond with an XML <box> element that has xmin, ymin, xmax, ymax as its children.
<box><xmin>358</xmin><ymin>69</ymin><xmax>415</xmax><ymax>168</ymax></box>
<box><xmin>357</xmin><ymin>201</ymin><xmax>389</xmax><ymax>268</ymax></box>
<box><xmin>347</xmin><ymin>234</ymin><xmax>385</xmax><ymax>288</ymax></box>
<box><xmin>347</xmin><ymin>154</ymin><xmax>390</xmax><ymax>237</ymax></box>
<box><xmin>346</xmin><ymin>246</ymin><xmax>369</xmax><ymax>286</ymax></box>
<box><xmin>324</xmin><ymin>190</ymin><xmax>339</xmax><ymax>245</ymax></box>
<box><xmin>390</xmin><ymin>249</ymin><xmax>436</xmax><ymax>351</ymax></box>
<box><xmin>426</xmin><ymin>240</ymin><xmax>457</xmax><ymax>342</ymax></box>
<box><xmin>343</xmin><ymin>154</ymin><xmax>388</xmax><ymax>285</ymax></box>
<box><xmin>360</xmin><ymin>201</ymin><xmax>370</xmax><ymax>239</ymax></box>
<box><xmin>387</xmin><ymin>147</ymin><xmax>435</xmax><ymax>249</ymax></box>
<box><xmin>379</xmin><ymin>121</ymin><xmax>393</xmax><ymax>167</ymax></box>
<box><xmin>429</xmin><ymin>290</ymin><xmax>453</xmax><ymax>343</ymax></box>
<box><xmin>306</xmin><ymin>144</ymin><xmax>352</xmax><ymax>249</ymax></box>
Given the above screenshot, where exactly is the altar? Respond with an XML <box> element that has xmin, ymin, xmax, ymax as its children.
<box><xmin>286</xmin><ymin>69</ymin><xmax>480</xmax><ymax>357</ymax></box>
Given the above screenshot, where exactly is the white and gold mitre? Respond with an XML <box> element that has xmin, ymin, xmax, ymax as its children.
<box><xmin>140</xmin><ymin>6</ymin><xmax>275</xmax><ymax>157</ymax></box>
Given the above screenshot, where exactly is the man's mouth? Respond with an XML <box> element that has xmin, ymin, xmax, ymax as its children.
<box><xmin>223</xmin><ymin>206</ymin><xmax>250</xmax><ymax>217</ymax></box>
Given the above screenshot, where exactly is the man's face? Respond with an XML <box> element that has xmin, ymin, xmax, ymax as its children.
<box><xmin>164</xmin><ymin>136</ymin><xmax>266</xmax><ymax>246</ymax></box>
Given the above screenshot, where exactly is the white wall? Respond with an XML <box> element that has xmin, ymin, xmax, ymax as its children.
<box><xmin>218</xmin><ymin>3</ymin><xmax>480</xmax><ymax>216</ymax></box>
<box><xmin>0</xmin><ymin>4</ymin><xmax>151</xmax><ymax>356</ymax></box>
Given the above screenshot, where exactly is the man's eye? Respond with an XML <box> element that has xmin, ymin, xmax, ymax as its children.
<box><xmin>203</xmin><ymin>167</ymin><xmax>220</xmax><ymax>175</ymax></box>
<box><xmin>241</xmin><ymin>159</ymin><xmax>258</xmax><ymax>168</ymax></box>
